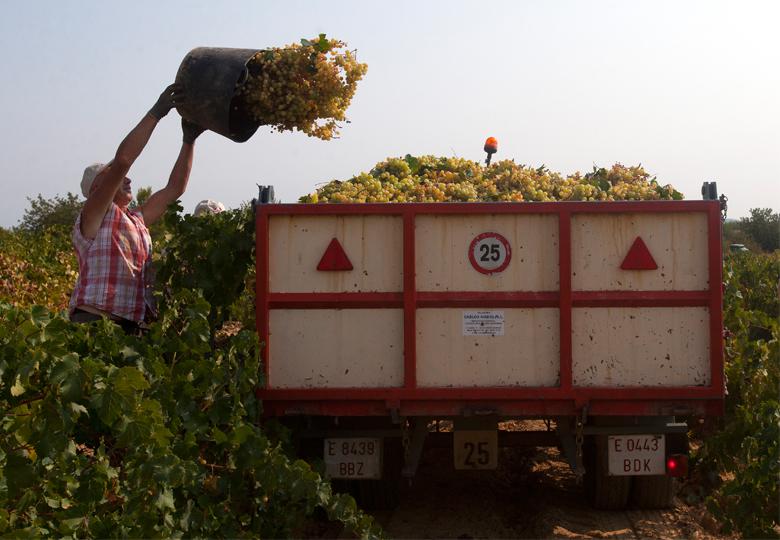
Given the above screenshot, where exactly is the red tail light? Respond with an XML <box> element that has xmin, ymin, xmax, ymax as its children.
<box><xmin>666</xmin><ymin>454</ymin><xmax>688</xmax><ymax>477</ymax></box>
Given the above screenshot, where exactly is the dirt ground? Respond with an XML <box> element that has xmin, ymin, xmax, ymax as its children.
<box><xmin>370</xmin><ymin>445</ymin><xmax>731</xmax><ymax>540</ymax></box>
<box><xmin>307</xmin><ymin>421</ymin><xmax>735</xmax><ymax>540</ymax></box>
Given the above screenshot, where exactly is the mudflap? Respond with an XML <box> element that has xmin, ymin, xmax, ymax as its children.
<box><xmin>584</xmin><ymin>436</ymin><xmax>632</xmax><ymax>510</ymax></box>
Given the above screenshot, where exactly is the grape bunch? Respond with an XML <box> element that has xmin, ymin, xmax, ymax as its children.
<box><xmin>238</xmin><ymin>35</ymin><xmax>367</xmax><ymax>140</ymax></box>
<box><xmin>299</xmin><ymin>156</ymin><xmax>684</xmax><ymax>203</ymax></box>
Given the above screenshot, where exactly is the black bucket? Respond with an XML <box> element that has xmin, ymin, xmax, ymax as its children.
<box><xmin>175</xmin><ymin>47</ymin><xmax>261</xmax><ymax>143</ymax></box>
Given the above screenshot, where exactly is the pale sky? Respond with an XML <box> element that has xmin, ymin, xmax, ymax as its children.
<box><xmin>0</xmin><ymin>0</ymin><xmax>778</xmax><ymax>227</ymax></box>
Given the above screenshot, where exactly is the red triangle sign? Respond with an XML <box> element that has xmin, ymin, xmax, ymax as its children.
<box><xmin>317</xmin><ymin>238</ymin><xmax>353</xmax><ymax>271</ymax></box>
<box><xmin>620</xmin><ymin>236</ymin><xmax>658</xmax><ymax>270</ymax></box>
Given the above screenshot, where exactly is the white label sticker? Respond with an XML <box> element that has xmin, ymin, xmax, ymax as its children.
<box><xmin>463</xmin><ymin>311</ymin><xmax>505</xmax><ymax>336</ymax></box>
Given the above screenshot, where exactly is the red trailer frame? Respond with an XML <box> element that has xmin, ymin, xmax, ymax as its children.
<box><xmin>255</xmin><ymin>201</ymin><xmax>725</xmax><ymax>418</ymax></box>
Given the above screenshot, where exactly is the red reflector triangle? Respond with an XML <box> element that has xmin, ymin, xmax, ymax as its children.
<box><xmin>620</xmin><ymin>236</ymin><xmax>658</xmax><ymax>270</ymax></box>
<box><xmin>317</xmin><ymin>238</ymin><xmax>353</xmax><ymax>271</ymax></box>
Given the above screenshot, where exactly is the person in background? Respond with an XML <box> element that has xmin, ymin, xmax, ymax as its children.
<box><xmin>193</xmin><ymin>199</ymin><xmax>226</xmax><ymax>217</ymax></box>
<box><xmin>69</xmin><ymin>83</ymin><xmax>206</xmax><ymax>334</ymax></box>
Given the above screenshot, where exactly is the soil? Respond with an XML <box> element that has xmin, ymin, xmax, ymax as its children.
<box><xmin>306</xmin><ymin>421</ymin><xmax>735</xmax><ymax>540</ymax></box>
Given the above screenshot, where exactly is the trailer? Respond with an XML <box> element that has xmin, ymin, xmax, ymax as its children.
<box><xmin>254</xmin><ymin>192</ymin><xmax>725</xmax><ymax>510</ymax></box>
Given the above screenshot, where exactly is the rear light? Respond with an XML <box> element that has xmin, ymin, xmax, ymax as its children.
<box><xmin>666</xmin><ymin>454</ymin><xmax>688</xmax><ymax>477</ymax></box>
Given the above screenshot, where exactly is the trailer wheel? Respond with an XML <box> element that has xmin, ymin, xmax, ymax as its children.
<box><xmin>584</xmin><ymin>438</ymin><xmax>632</xmax><ymax>510</ymax></box>
<box><xmin>631</xmin><ymin>476</ymin><xmax>676</xmax><ymax>508</ymax></box>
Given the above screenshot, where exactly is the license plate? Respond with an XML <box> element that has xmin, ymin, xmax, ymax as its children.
<box><xmin>323</xmin><ymin>438</ymin><xmax>382</xmax><ymax>479</ymax></box>
<box><xmin>454</xmin><ymin>430</ymin><xmax>498</xmax><ymax>470</ymax></box>
<box><xmin>608</xmin><ymin>434</ymin><xmax>665</xmax><ymax>476</ymax></box>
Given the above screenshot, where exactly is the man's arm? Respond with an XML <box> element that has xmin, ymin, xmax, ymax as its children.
<box><xmin>139</xmin><ymin>118</ymin><xmax>205</xmax><ymax>226</ymax></box>
<box><xmin>80</xmin><ymin>84</ymin><xmax>182</xmax><ymax>239</ymax></box>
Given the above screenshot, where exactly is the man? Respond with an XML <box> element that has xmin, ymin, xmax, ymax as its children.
<box><xmin>69</xmin><ymin>83</ymin><xmax>205</xmax><ymax>333</ymax></box>
<box><xmin>193</xmin><ymin>199</ymin><xmax>226</xmax><ymax>216</ymax></box>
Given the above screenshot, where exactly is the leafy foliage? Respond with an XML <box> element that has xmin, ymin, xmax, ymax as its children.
<box><xmin>0</xmin><ymin>227</ymin><xmax>76</xmax><ymax>312</ymax></box>
<box><xmin>0</xmin><ymin>297</ymin><xmax>380</xmax><ymax>538</ymax></box>
<box><xmin>696</xmin><ymin>251</ymin><xmax>780</xmax><ymax>538</ymax></box>
<box><xmin>155</xmin><ymin>202</ymin><xmax>256</xmax><ymax>332</ymax></box>
<box><xmin>0</xmin><ymin>201</ymin><xmax>381</xmax><ymax>538</ymax></box>
<box><xmin>722</xmin><ymin>208</ymin><xmax>780</xmax><ymax>254</ymax></box>
<box><xmin>722</xmin><ymin>220</ymin><xmax>760</xmax><ymax>252</ymax></box>
<box><xmin>738</xmin><ymin>207</ymin><xmax>779</xmax><ymax>252</ymax></box>
<box><xmin>18</xmin><ymin>193</ymin><xmax>83</xmax><ymax>234</ymax></box>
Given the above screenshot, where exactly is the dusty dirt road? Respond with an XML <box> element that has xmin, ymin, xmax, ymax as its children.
<box><xmin>369</xmin><ymin>444</ymin><xmax>730</xmax><ymax>539</ymax></box>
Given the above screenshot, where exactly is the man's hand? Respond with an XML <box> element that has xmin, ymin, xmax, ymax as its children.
<box><xmin>182</xmin><ymin>118</ymin><xmax>206</xmax><ymax>144</ymax></box>
<box><xmin>149</xmin><ymin>83</ymin><xmax>184</xmax><ymax>120</ymax></box>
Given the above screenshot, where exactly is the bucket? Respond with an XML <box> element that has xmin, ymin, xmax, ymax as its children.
<box><xmin>175</xmin><ymin>47</ymin><xmax>261</xmax><ymax>143</ymax></box>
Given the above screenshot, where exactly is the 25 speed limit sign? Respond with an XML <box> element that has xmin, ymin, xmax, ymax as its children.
<box><xmin>468</xmin><ymin>232</ymin><xmax>512</xmax><ymax>275</ymax></box>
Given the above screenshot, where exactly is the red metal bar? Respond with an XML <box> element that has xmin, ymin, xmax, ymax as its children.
<box><xmin>559</xmin><ymin>210</ymin><xmax>573</xmax><ymax>391</ymax></box>
<box><xmin>268</xmin><ymin>292</ymin><xmax>403</xmax><ymax>309</ymax></box>
<box><xmin>416</xmin><ymin>291</ymin><xmax>558</xmax><ymax>308</ymax></box>
<box><xmin>259</xmin><ymin>385</ymin><xmax>723</xmax><ymax>401</ymax></box>
<box><xmin>403</xmin><ymin>209</ymin><xmax>417</xmax><ymax>389</ymax></box>
<box><xmin>256</xmin><ymin>210</ymin><xmax>271</xmax><ymax>386</ymax></box>
<box><xmin>708</xmin><ymin>203</ymin><xmax>725</xmax><ymax>394</ymax></box>
<box><xmin>265</xmin><ymin>290</ymin><xmax>710</xmax><ymax>309</ymax></box>
<box><xmin>259</xmin><ymin>201</ymin><xmax>716</xmax><ymax>216</ymax></box>
<box><xmin>263</xmin><ymin>399</ymin><xmax>723</xmax><ymax>418</ymax></box>
<box><xmin>572</xmin><ymin>290</ymin><xmax>711</xmax><ymax>307</ymax></box>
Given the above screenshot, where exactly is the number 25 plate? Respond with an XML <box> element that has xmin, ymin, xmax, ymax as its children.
<box><xmin>324</xmin><ymin>438</ymin><xmax>382</xmax><ymax>479</ymax></box>
<box><xmin>608</xmin><ymin>434</ymin><xmax>665</xmax><ymax>476</ymax></box>
<box><xmin>454</xmin><ymin>430</ymin><xmax>498</xmax><ymax>470</ymax></box>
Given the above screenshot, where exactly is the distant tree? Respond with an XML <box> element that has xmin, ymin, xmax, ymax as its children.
<box><xmin>722</xmin><ymin>221</ymin><xmax>760</xmax><ymax>252</ymax></box>
<box><xmin>18</xmin><ymin>192</ymin><xmax>83</xmax><ymax>234</ymax></box>
<box><xmin>739</xmin><ymin>208</ymin><xmax>779</xmax><ymax>252</ymax></box>
<box><xmin>130</xmin><ymin>185</ymin><xmax>171</xmax><ymax>239</ymax></box>
<box><xmin>131</xmin><ymin>186</ymin><xmax>153</xmax><ymax>209</ymax></box>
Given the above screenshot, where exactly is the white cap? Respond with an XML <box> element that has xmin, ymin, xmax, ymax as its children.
<box><xmin>81</xmin><ymin>162</ymin><xmax>107</xmax><ymax>198</ymax></box>
<box><xmin>193</xmin><ymin>199</ymin><xmax>226</xmax><ymax>217</ymax></box>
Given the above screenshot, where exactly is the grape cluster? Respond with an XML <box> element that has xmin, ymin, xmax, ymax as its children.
<box><xmin>238</xmin><ymin>35</ymin><xmax>367</xmax><ymax>140</ymax></box>
<box><xmin>299</xmin><ymin>156</ymin><xmax>684</xmax><ymax>203</ymax></box>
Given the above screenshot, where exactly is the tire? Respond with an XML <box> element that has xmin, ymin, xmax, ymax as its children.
<box><xmin>631</xmin><ymin>475</ymin><xmax>676</xmax><ymax>509</ymax></box>
<box><xmin>584</xmin><ymin>438</ymin><xmax>632</xmax><ymax>510</ymax></box>
<box><xmin>339</xmin><ymin>437</ymin><xmax>403</xmax><ymax>511</ymax></box>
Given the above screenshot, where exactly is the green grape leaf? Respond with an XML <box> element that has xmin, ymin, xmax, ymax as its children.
<box><xmin>5</xmin><ymin>453</ymin><xmax>36</xmax><ymax>497</ymax></box>
<box><xmin>91</xmin><ymin>386</ymin><xmax>125</xmax><ymax>425</ymax></box>
<box><xmin>112</xmin><ymin>366</ymin><xmax>150</xmax><ymax>397</ymax></box>
<box><xmin>30</xmin><ymin>304</ymin><xmax>49</xmax><ymax>325</ymax></box>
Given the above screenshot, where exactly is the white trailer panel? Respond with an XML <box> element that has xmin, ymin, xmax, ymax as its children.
<box><xmin>269</xmin><ymin>309</ymin><xmax>404</xmax><ymax>388</ymax></box>
<box><xmin>416</xmin><ymin>308</ymin><xmax>560</xmax><ymax>387</ymax></box>
<box><xmin>571</xmin><ymin>213</ymin><xmax>709</xmax><ymax>291</ymax></box>
<box><xmin>415</xmin><ymin>214</ymin><xmax>559</xmax><ymax>291</ymax></box>
<box><xmin>572</xmin><ymin>307</ymin><xmax>711</xmax><ymax>387</ymax></box>
<box><xmin>268</xmin><ymin>215</ymin><xmax>403</xmax><ymax>293</ymax></box>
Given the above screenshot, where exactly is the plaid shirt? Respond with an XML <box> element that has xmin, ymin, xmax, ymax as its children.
<box><xmin>69</xmin><ymin>204</ymin><xmax>153</xmax><ymax>323</ymax></box>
